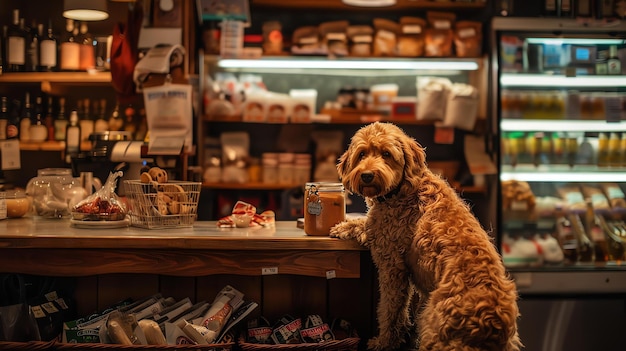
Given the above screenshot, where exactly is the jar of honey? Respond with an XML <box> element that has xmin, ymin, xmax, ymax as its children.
<box><xmin>304</xmin><ymin>182</ymin><xmax>345</xmax><ymax>236</ymax></box>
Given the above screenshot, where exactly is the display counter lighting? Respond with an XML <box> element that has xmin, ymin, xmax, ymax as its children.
<box><xmin>525</xmin><ymin>38</ymin><xmax>626</xmax><ymax>45</ymax></box>
<box><xmin>500</xmin><ymin>171</ymin><xmax>625</xmax><ymax>182</ymax></box>
<box><xmin>501</xmin><ymin>74</ymin><xmax>626</xmax><ymax>87</ymax></box>
<box><xmin>501</xmin><ymin>120</ymin><xmax>626</xmax><ymax>132</ymax></box>
<box><xmin>217</xmin><ymin>58</ymin><xmax>480</xmax><ymax>71</ymax></box>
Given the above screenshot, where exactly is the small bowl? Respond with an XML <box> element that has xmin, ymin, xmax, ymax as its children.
<box><xmin>232</xmin><ymin>213</ymin><xmax>252</xmax><ymax>228</ymax></box>
<box><xmin>6</xmin><ymin>190</ymin><xmax>31</xmax><ymax>218</ymax></box>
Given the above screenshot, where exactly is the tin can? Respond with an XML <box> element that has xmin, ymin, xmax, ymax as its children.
<box><xmin>304</xmin><ymin>182</ymin><xmax>345</xmax><ymax>236</ymax></box>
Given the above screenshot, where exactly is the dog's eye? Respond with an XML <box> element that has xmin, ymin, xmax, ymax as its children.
<box><xmin>358</xmin><ymin>151</ymin><xmax>366</xmax><ymax>159</ymax></box>
<box><xmin>382</xmin><ymin>151</ymin><xmax>391</xmax><ymax>158</ymax></box>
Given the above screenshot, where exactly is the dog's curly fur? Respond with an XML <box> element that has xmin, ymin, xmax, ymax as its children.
<box><xmin>330</xmin><ymin>122</ymin><xmax>522</xmax><ymax>351</ymax></box>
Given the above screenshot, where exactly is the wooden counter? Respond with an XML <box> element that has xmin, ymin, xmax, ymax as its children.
<box><xmin>0</xmin><ymin>217</ymin><xmax>377</xmax><ymax>337</ymax></box>
<box><xmin>0</xmin><ymin>218</ymin><xmax>365</xmax><ymax>278</ymax></box>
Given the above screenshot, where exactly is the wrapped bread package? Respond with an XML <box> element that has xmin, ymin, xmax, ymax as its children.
<box><xmin>319</xmin><ymin>20</ymin><xmax>349</xmax><ymax>57</ymax></box>
<box><xmin>397</xmin><ymin>17</ymin><xmax>426</xmax><ymax>57</ymax></box>
<box><xmin>347</xmin><ymin>25</ymin><xmax>374</xmax><ymax>57</ymax></box>
<box><xmin>424</xmin><ymin>12</ymin><xmax>455</xmax><ymax>57</ymax></box>
<box><xmin>454</xmin><ymin>21</ymin><xmax>482</xmax><ymax>58</ymax></box>
<box><xmin>373</xmin><ymin>18</ymin><xmax>399</xmax><ymax>57</ymax></box>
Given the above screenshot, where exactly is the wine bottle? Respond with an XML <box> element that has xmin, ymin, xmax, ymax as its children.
<box><xmin>45</xmin><ymin>96</ymin><xmax>55</xmax><ymax>141</ymax></box>
<box><xmin>25</xmin><ymin>19</ymin><xmax>39</xmax><ymax>72</ymax></box>
<box><xmin>94</xmin><ymin>98</ymin><xmax>108</xmax><ymax>133</ymax></box>
<box><xmin>19</xmin><ymin>92</ymin><xmax>32</xmax><ymax>142</ymax></box>
<box><xmin>6</xmin><ymin>99</ymin><xmax>20</xmax><ymax>139</ymax></box>
<box><xmin>78</xmin><ymin>21</ymin><xmax>95</xmax><ymax>71</ymax></box>
<box><xmin>6</xmin><ymin>9</ymin><xmax>26</xmax><ymax>72</ymax></box>
<box><xmin>0</xmin><ymin>97</ymin><xmax>9</xmax><ymax>140</ymax></box>
<box><xmin>79</xmin><ymin>98</ymin><xmax>94</xmax><ymax>140</ymax></box>
<box><xmin>30</xmin><ymin>95</ymin><xmax>48</xmax><ymax>142</ymax></box>
<box><xmin>60</xmin><ymin>19</ymin><xmax>79</xmax><ymax>71</ymax></box>
<box><xmin>65</xmin><ymin>110</ymin><xmax>81</xmax><ymax>164</ymax></box>
<box><xmin>108</xmin><ymin>103</ymin><xmax>124</xmax><ymax>131</ymax></box>
<box><xmin>39</xmin><ymin>20</ymin><xmax>57</xmax><ymax>72</ymax></box>
<box><xmin>54</xmin><ymin>97</ymin><xmax>68</xmax><ymax>141</ymax></box>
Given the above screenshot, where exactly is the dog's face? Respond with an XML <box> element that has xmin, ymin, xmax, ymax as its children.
<box><xmin>337</xmin><ymin>122</ymin><xmax>426</xmax><ymax>198</ymax></box>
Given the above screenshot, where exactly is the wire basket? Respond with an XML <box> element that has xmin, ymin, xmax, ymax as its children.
<box><xmin>124</xmin><ymin>180</ymin><xmax>202</xmax><ymax>229</ymax></box>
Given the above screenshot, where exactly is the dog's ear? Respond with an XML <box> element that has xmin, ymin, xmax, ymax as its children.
<box><xmin>403</xmin><ymin>137</ymin><xmax>427</xmax><ymax>177</ymax></box>
<box><xmin>336</xmin><ymin>149</ymin><xmax>350</xmax><ymax>180</ymax></box>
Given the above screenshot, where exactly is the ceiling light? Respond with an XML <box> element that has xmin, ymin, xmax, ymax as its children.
<box><xmin>63</xmin><ymin>0</ymin><xmax>109</xmax><ymax>21</ymax></box>
<box><xmin>342</xmin><ymin>0</ymin><xmax>397</xmax><ymax>7</ymax></box>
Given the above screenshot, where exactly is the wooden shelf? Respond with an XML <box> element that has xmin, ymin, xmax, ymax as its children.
<box><xmin>19</xmin><ymin>140</ymin><xmax>92</xmax><ymax>152</ymax></box>
<box><xmin>251</xmin><ymin>0</ymin><xmax>487</xmax><ymax>10</ymax></box>
<box><xmin>0</xmin><ymin>71</ymin><xmax>111</xmax><ymax>83</ymax></box>
<box><xmin>0</xmin><ymin>71</ymin><xmax>112</xmax><ymax>93</ymax></box>
<box><xmin>203</xmin><ymin>182</ymin><xmax>302</xmax><ymax>190</ymax></box>
<box><xmin>203</xmin><ymin>114</ymin><xmax>440</xmax><ymax>125</ymax></box>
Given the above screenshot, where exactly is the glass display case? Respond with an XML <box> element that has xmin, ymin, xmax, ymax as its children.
<box><xmin>491</xmin><ymin>17</ymin><xmax>626</xmax><ymax>294</ymax></box>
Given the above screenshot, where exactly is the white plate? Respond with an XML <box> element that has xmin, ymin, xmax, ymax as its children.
<box><xmin>70</xmin><ymin>218</ymin><xmax>131</xmax><ymax>229</ymax></box>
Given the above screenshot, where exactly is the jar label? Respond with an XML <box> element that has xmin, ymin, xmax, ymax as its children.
<box><xmin>307</xmin><ymin>201</ymin><xmax>322</xmax><ymax>216</ymax></box>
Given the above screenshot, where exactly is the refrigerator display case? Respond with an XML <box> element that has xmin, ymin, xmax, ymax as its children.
<box><xmin>490</xmin><ymin>17</ymin><xmax>626</xmax><ymax>295</ymax></box>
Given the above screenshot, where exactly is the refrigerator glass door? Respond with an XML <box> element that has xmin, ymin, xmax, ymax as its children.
<box><xmin>492</xmin><ymin>18</ymin><xmax>626</xmax><ymax>289</ymax></box>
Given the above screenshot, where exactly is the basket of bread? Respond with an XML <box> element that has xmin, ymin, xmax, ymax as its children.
<box><xmin>124</xmin><ymin>167</ymin><xmax>201</xmax><ymax>229</ymax></box>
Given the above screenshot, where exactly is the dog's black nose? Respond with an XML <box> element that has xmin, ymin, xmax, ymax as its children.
<box><xmin>361</xmin><ymin>172</ymin><xmax>374</xmax><ymax>183</ymax></box>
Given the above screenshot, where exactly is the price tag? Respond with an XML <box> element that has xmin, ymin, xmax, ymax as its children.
<box><xmin>434</xmin><ymin>125</ymin><xmax>455</xmax><ymax>145</ymax></box>
<box><xmin>325</xmin><ymin>270</ymin><xmax>336</xmax><ymax>280</ymax></box>
<box><xmin>262</xmin><ymin>267</ymin><xmax>278</xmax><ymax>275</ymax></box>
<box><xmin>1</xmin><ymin>139</ymin><xmax>21</xmax><ymax>170</ymax></box>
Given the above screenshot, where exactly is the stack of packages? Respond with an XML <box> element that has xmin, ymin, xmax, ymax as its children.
<box><xmin>244</xmin><ymin>314</ymin><xmax>356</xmax><ymax>346</ymax></box>
<box><xmin>62</xmin><ymin>285</ymin><xmax>257</xmax><ymax>346</ymax></box>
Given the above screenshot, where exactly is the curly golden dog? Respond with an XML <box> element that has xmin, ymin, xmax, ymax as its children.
<box><xmin>330</xmin><ymin>122</ymin><xmax>521</xmax><ymax>351</ymax></box>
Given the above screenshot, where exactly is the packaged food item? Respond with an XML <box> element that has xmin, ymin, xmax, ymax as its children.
<box><xmin>289</xmin><ymin>89</ymin><xmax>317</xmax><ymax>123</ymax></box>
<box><xmin>454</xmin><ymin>21</ymin><xmax>482</xmax><ymax>58</ymax></box>
<box><xmin>72</xmin><ymin>171</ymin><xmax>127</xmax><ymax>221</ymax></box>
<box><xmin>247</xmin><ymin>317</ymin><xmax>272</xmax><ymax>344</ymax></box>
<box><xmin>347</xmin><ymin>25</ymin><xmax>374</xmax><ymax>57</ymax></box>
<box><xmin>291</xmin><ymin>26</ymin><xmax>321</xmax><ymax>55</ymax></box>
<box><xmin>243</xmin><ymin>92</ymin><xmax>267</xmax><ymax>122</ymax></box>
<box><xmin>443</xmin><ymin>83</ymin><xmax>479</xmax><ymax>131</ymax></box>
<box><xmin>370</xmin><ymin>83</ymin><xmax>399</xmax><ymax>112</ymax></box>
<box><xmin>319</xmin><ymin>20</ymin><xmax>349</xmax><ymax>57</ymax></box>
<box><xmin>416</xmin><ymin>77</ymin><xmax>452</xmax><ymax>121</ymax></box>
<box><xmin>558</xmin><ymin>185</ymin><xmax>586</xmax><ymax>212</ymax></box>
<box><xmin>397</xmin><ymin>17</ymin><xmax>426</xmax><ymax>57</ymax></box>
<box><xmin>373</xmin><ymin>18</ymin><xmax>400</xmax><ymax>57</ymax></box>
<box><xmin>138</xmin><ymin>319</ymin><xmax>167</xmax><ymax>345</ymax></box>
<box><xmin>197</xmin><ymin>285</ymin><xmax>244</xmax><ymax>343</ymax></box>
<box><xmin>304</xmin><ymin>182</ymin><xmax>346</xmax><ymax>236</ymax></box>
<box><xmin>265</xmin><ymin>92</ymin><xmax>291</xmax><ymax>123</ymax></box>
<box><xmin>262</xmin><ymin>21</ymin><xmax>284</xmax><ymax>55</ymax></box>
<box><xmin>501</xmin><ymin>180</ymin><xmax>536</xmax><ymax>212</ymax></box>
<box><xmin>300</xmin><ymin>315</ymin><xmax>334</xmax><ymax>343</ymax></box>
<box><xmin>220</xmin><ymin>131</ymin><xmax>250</xmax><ymax>183</ymax></box>
<box><xmin>271</xmin><ymin>315</ymin><xmax>302</xmax><ymax>344</ymax></box>
<box><xmin>581</xmin><ymin>185</ymin><xmax>610</xmax><ymax>211</ymax></box>
<box><xmin>425</xmin><ymin>12</ymin><xmax>455</xmax><ymax>57</ymax></box>
<box><xmin>601</xmin><ymin>183</ymin><xmax>626</xmax><ymax>209</ymax></box>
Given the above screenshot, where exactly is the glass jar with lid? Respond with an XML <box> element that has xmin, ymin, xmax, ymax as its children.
<box><xmin>304</xmin><ymin>182</ymin><xmax>346</xmax><ymax>236</ymax></box>
<box><xmin>26</xmin><ymin>168</ymin><xmax>87</xmax><ymax>218</ymax></box>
